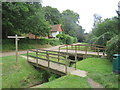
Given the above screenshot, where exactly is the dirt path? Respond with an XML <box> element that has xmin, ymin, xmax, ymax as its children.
<box><xmin>0</xmin><ymin>45</ymin><xmax>63</xmax><ymax>57</ymax></box>
<box><xmin>87</xmin><ymin>77</ymin><xmax>105</xmax><ymax>88</ymax></box>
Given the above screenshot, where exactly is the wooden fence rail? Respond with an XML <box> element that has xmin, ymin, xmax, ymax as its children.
<box><xmin>27</xmin><ymin>49</ymin><xmax>77</xmax><ymax>74</ymax></box>
<box><xmin>59</xmin><ymin>43</ymin><xmax>106</xmax><ymax>57</ymax></box>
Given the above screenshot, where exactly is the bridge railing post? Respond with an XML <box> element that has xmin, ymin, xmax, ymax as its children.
<box><xmin>75</xmin><ymin>45</ymin><xmax>77</xmax><ymax>70</ymax></box>
<box><xmin>46</xmin><ymin>51</ymin><xmax>50</xmax><ymax>69</ymax></box>
<box><xmin>65</xmin><ymin>54</ymin><xmax>68</xmax><ymax>74</ymax></box>
<box><xmin>58</xmin><ymin>47</ymin><xmax>60</xmax><ymax>62</ymax></box>
<box><xmin>27</xmin><ymin>50</ymin><xmax>28</xmax><ymax>62</ymax></box>
<box><xmin>85</xmin><ymin>46</ymin><xmax>88</xmax><ymax>58</ymax></box>
<box><xmin>97</xmin><ymin>48</ymin><xmax>100</xmax><ymax>56</ymax></box>
<box><xmin>36</xmin><ymin>49</ymin><xmax>38</xmax><ymax>64</ymax></box>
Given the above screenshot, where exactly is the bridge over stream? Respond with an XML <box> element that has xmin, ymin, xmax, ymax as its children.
<box><xmin>26</xmin><ymin>43</ymin><xmax>106</xmax><ymax>75</ymax></box>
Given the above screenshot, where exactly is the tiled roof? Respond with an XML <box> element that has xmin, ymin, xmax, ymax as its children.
<box><xmin>51</xmin><ymin>24</ymin><xmax>62</xmax><ymax>32</ymax></box>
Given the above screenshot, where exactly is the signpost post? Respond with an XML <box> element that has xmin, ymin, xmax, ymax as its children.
<box><xmin>8</xmin><ymin>34</ymin><xmax>25</xmax><ymax>64</ymax></box>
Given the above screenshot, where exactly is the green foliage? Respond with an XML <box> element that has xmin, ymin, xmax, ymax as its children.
<box><xmin>48</xmin><ymin>38</ymin><xmax>60</xmax><ymax>46</ymax></box>
<box><xmin>75</xmin><ymin>57</ymin><xmax>119</xmax><ymax>88</ymax></box>
<box><xmin>66</xmin><ymin>35</ymin><xmax>74</xmax><ymax>44</ymax></box>
<box><xmin>106</xmin><ymin>35</ymin><xmax>120</xmax><ymax>61</ymax></box>
<box><xmin>62</xmin><ymin>9</ymin><xmax>85</xmax><ymax>41</ymax></box>
<box><xmin>2</xmin><ymin>2</ymin><xmax>50</xmax><ymax>38</ymax></box>
<box><xmin>86</xmin><ymin>17</ymin><xmax>120</xmax><ymax>61</ymax></box>
<box><xmin>43</xmin><ymin>6</ymin><xmax>63</xmax><ymax>25</ymax></box>
<box><xmin>73</xmin><ymin>37</ymin><xmax>78</xmax><ymax>43</ymax></box>
<box><xmin>56</xmin><ymin>34</ymin><xmax>76</xmax><ymax>44</ymax></box>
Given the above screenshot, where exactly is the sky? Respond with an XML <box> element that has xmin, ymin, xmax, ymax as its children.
<box><xmin>42</xmin><ymin>0</ymin><xmax>119</xmax><ymax>33</ymax></box>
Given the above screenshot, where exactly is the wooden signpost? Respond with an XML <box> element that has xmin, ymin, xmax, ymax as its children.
<box><xmin>8</xmin><ymin>34</ymin><xmax>25</xmax><ymax>64</ymax></box>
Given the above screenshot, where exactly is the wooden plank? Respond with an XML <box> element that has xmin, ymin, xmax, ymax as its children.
<box><xmin>8</xmin><ymin>36</ymin><xmax>25</xmax><ymax>38</ymax></box>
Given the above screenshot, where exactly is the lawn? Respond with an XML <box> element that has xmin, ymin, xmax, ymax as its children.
<box><xmin>75</xmin><ymin>58</ymin><xmax>119</xmax><ymax>88</ymax></box>
<box><xmin>37</xmin><ymin>75</ymin><xmax>91</xmax><ymax>88</ymax></box>
<box><xmin>2</xmin><ymin>55</ymin><xmax>47</xmax><ymax>88</ymax></box>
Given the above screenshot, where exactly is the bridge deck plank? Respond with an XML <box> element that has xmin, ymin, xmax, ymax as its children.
<box><xmin>28</xmin><ymin>57</ymin><xmax>75</xmax><ymax>74</ymax></box>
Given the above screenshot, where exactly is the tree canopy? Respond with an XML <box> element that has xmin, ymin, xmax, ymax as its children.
<box><xmin>43</xmin><ymin>6</ymin><xmax>63</xmax><ymax>25</ymax></box>
<box><xmin>86</xmin><ymin>16</ymin><xmax>120</xmax><ymax>61</ymax></box>
<box><xmin>62</xmin><ymin>9</ymin><xmax>84</xmax><ymax>41</ymax></box>
<box><xmin>2</xmin><ymin>2</ymin><xmax>50</xmax><ymax>38</ymax></box>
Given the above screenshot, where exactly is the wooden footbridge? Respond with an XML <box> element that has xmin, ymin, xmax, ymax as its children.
<box><xmin>27</xmin><ymin>43</ymin><xmax>106</xmax><ymax>75</ymax></box>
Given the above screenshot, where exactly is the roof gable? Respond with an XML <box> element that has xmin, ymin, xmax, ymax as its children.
<box><xmin>51</xmin><ymin>24</ymin><xmax>63</xmax><ymax>32</ymax></box>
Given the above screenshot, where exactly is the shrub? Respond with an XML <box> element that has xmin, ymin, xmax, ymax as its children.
<box><xmin>48</xmin><ymin>38</ymin><xmax>60</xmax><ymax>46</ymax></box>
<box><xmin>66</xmin><ymin>35</ymin><xmax>74</xmax><ymax>44</ymax></box>
<box><xmin>73</xmin><ymin>37</ymin><xmax>78</xmax><ymax>43</ymax></box>
<box><xmin>106</xmin><ymin>35</ymin><xmax>120</xmax><ymax>61</ymax></box>
<box><xmin>56</xmin><ymin>34</ymin><xmax>77</xmax><ymax>44</ymax></box>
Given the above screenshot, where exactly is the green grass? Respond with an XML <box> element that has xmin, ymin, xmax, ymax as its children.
<box><xmin>2</xmin><ymin>55</ymin><xmax>45</xmax><ymax>88</ymax></box>
<box><xmin>75</xmin><ymin>58</ymin><xmax>119</xmax><ymax>88</ymax></box>
<box><xmin>37</xmin><ymin>75</ymin><xmax>91</xmax><ymax>88</ymax></box>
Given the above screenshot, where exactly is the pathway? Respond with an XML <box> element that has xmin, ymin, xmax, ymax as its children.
<box><xmin>0</xmin><ymin>45</ymin><xmax>62</xmax><ymax>57</ymax></box>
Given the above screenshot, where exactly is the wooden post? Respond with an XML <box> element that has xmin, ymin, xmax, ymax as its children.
<box><xmin>46</xmin><ymin>51</ymin><xmax>50</xmax><ymax>69</ymax></box>
<box><xmin>75</xmin><ymin>55</ymin><xmax>77</xmax><ymax>70</ymax></box>
<box><xmin>36</xmin><ymin>49</ymin><xmax>38</xmax><ymax>64</ymax></box>
<box><xmin>97</xmin><ymin>48</ymin><xmax>99</xmax><ymax>56</ymax></box>
<box><xmin>15</xmin><ymin>34</ymin><xmax>18</xmax><ymax>64</ymax></box>
<box><xmin>58</xmin><ymin>47</ymin><xmax>60</xmax><ymax>62</ymax></box>
<box><xmin>85</xmin><ymin>46</ymin><xmax>87</xmax><ymax>58</ymax></box>
<box><xmin>66</xmin><ymin>45</ymin><xmax>68</xmax><ymax>53</ymax></box>
<box><xmin>8</xmin><ymin>34</ymin><xmax>25</xmax><ymax>64</ymax></box>
<box><xmin>65</xmin><ymin>55</ymin><xmax>68</xmax><ymax>74</ymax></box>
<box><xmin>27</xmin><ymin>50</ymin><xmax>28</xmax><ymax>61</ymax></box>
<box><xmin>79</xmin><ymin>45</ymin><xmax>80</xmax><ymax>50</ymax></box>
<box><xmin>75</xmin><ymin>45</ymin><xmax>77</xmax><ymax>70</ymax></box>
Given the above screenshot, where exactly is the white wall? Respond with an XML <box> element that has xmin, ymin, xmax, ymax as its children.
<box><xmin>51</xmin><ymin>31</ymin><xmax>59</xmax><ymax>38</ymax></box>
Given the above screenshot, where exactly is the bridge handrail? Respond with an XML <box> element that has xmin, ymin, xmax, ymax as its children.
<box><xmin>27</xmin><ymin>49</ymin><xmax>77</xmax><ymax>74</ymax></box>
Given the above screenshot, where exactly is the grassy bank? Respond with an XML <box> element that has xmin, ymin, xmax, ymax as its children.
<box><xmin>75</xmin><ymin>58</ymin><xmax>119</xmax><ymax>88</ymax></box>
<box><xmin>37</xmin><ymin>75</ymin><xmax>91</xmax><ymax>88</ymax></box>
<box><xmin>2</xmin><ymin>38</ymin><xmax>61</xmax><ymax>52</ymax></box>
<box><xmin>1</xmin><ymin>55</ymin><xmax>59</xmax><ymax>88</ymax></box>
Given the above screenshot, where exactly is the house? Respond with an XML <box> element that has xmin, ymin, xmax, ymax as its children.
<box><xmin>50</xmin><ymin>24</ymin><xmax>63</xmax><ymax>38</ymax></box>
<box><xmin>27</xmin><ymin>24</ymin><xmax>63</xmax><ymax>39</ymax></box>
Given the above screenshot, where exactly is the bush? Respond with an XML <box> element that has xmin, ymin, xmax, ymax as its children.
<box><xmin>56</xmin><ymin>34</ymin><xmax>77</xmax><ymax>45</ymax></box>
<box><xmin>48</xmin><ymin>38</ymin><xmax>60</xmax><ymax>46</ymax></box>
<box><xmin>106</xmin><ymin>35</ymin><xmax>120</xmax><ymax>61</ymax></box>
<box><xmin>66</xmin><ymin>35</ymin><xmax>74</xmax><ymax>44</ymax></box>
<box><xmin>73</xmin><ymin>37</ymin><xmax>78</xmax><ymax>43</ymax></box>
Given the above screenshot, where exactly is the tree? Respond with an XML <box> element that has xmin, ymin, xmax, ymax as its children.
<box><xmin>43</xmin><ymin>6</ymin><xmax>63</xmax><ymax>25</ymax></box>
<box><xmin>62</xmin><ymin>9</ymin><xmax>84</xmax><ymax>41</ymax></box>
<box><xmin>2</xmin><ymin>2</ymin><xmax>50</xmax><ymax>38</ymax></box>
<box><xmin>86</xmin><ymin>17</ymin><xmax>120</xmax><ymax>61</ymax></box>
<box><xmin>93</xmin><ymin>13</ymin><xmax>102</xmax><ymax>27</ymax></box>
